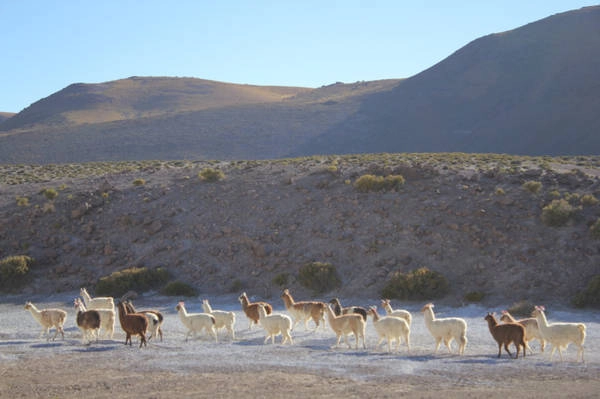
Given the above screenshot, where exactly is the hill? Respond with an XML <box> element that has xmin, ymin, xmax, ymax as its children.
<box><xmin>0</xmin><ymin>112</ymin><xmax>15</xmax><ymax>123</ymax></box>
<box><xmin>1</xmin><ymin>6</ymin><xmax>599</xmax><ymax>163</ymax></box>
<box><xmin>297</xmin><ymin>6</ymin><xmax>600</xmax><ymax>156</ymax></box>
<box><xmin>1</xmin><ymin>154</ymin><xmax>599</xmax><ymax>306</ymax></box>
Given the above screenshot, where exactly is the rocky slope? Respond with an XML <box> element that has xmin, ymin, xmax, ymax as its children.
<box><xmin>1</xmin><ymin>153</ymin><xmax>599</xmax><ymax>305</ymax></box>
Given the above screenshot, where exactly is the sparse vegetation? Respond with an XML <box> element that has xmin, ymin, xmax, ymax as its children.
<box><xmin>580</xmin><ymin>194</ymin><xmax>599</xmax><ymax>206</ymax></box>
<box><xmin>572</xmin><ymin>275</ymin><xmax>600</xmax><ymax>308</ymax></box>
<box><xmin>42</xmin><ymin>188</ymin><xmax>58</xmax><ymax>201</ymax></box>
<box><xmin>541</xmin><ymin>199</ymin><xmax>577</xmax><ymax>227</ymax></box>
<box><xmin>507</xmin><ymin>300</ymin><xmax>535</xmax><ymax>317</ymax></box>
<box><xmin>381</xmin><ymin>267</ymin><xmax>449</xmax><ymax>300</ymax></box>
<box><xmin>161</xmin><ymin>280</ymin><xmax>198</xmax><ymax>297</ymax></box>
<box><xmin>272</xmin><ymin>273</ymin><xmax>289</xmax><ymax>288</ymax></box>
<box><xmin>522</xmin><ymin>180</ymin><xmax>542</xmax><ymax>194</ymax></box>
<box><xmin>95</xmin><ymin>266</ymin><xmax>170</xmax><ymax>296</ymax></box>
<box><xmin>298</xmin><ymin>261</ymin><xmax>341</xmax><ymax>294</ymax></box>
<box><xmin>354</xmin><ymin>174</ymin><xmax>405</xmax><ymax>192</ymax></box>
<box><xmin>16</xmin><ymin>196</ymin><xmax>29</xmax><ymax>206</ymax></box>
<box><xmin>590</xmin><ymin>218</ymin><xmax>600</xmax><ymax>239</ymax></box>
<box><xmin>464</xmin><ymin>291</ymin><xmax>485</xmax><ymax>303</ymax></box>
<box><xmin>199</xmin><ymin>167</ymin><xmax>225</xmax><ymax>182</ymax></box>
<box><xmin>132</xmin><ymin>178</ymin><xmax>146</xmax><ymax>186</ymax></box>
<box><xmin>0</xmin><ymin>255</ymin><xmax>33</xmax><ymax>292</ymax></box>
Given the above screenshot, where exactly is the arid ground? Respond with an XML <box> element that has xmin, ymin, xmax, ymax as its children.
<box><xmin>1</xmin><ymin>293</ymin><xmax>599</xmax><ymax>398</ymax></box>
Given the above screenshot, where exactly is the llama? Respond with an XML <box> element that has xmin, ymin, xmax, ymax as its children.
<box><xmin>202</xmin><ymin>299</ymin><xmax>236</xmax><ymax>340</ymax></box>
<box><xmin>116</xmin><ymin>301</ymin><xmax>148</xmax><ymax>348</ymax></box>
<box><xmin>368</xmin><ymin>306</ymin><xmax>410</xmax><ymax>353</ymax></box>
<box><xmin>124</xmin><ymin>300</ymin><xmax>163</xmax><ymax>342</ymax></box>
<box><xmin>23</xmin><ymin>302</ymin><xmax>67</xmax><ymax>341</ymax></box>
<box><xmin>80</xmin><ymin>287</ymin><xmax>114</xmax><ymax>311</ymax></box>
<box><xmin>74</xmin><ymin>297</ymin><xmax>115</xmax><ymax>339</ymax></box>
<box><xmin>74</xmin><ymin>298</ymin><xmax>100</xmax><ymax>344</ymax></box>
<box><xmin>329</xmin><ymin>298</ymin><xmax>367</xmax><ymax>321</ymax></box>
<box><xmin>532</xmin><ymin>306</ymin><xmax>586</xmax><ymax>362</ymax></box>
<box><xmin>484</xmin><ymin>312</ymin><xmax>526</xmax><ymax>359</ymax></box>
<box><xmin>324</xmin><ymin>304</ymin><xmax>366</xmax><ymax>349</ymax></box>
<box><xmin>421</xmin><ymin>303</ymin><xmax>467</xmax><ymax>355</ymax></box>
<box><xmin>257</xmin><ymin>304</ymin><xmax>293</xmax><ymax>345</ymax></box>
<box><xmin>380</xmin><ymin>299</ymin><xmax>412</xmax><ymax>326</ymax></box>
<box><xmin>281</xmin><ymin>289</ymin><xmax>326</xmax><ymax>330</ymax></box>
<box><xmin>238</xmin><ymin>292</ymin><xmax>272</xmax><ymax>330</ymax></box>
<box><xmin>175</xmin><ymin>301</ymin><xmax>217</xmax><ymax>342</ymax></box>
<box><xmin>500</xmin><ymin>310</ymin><xmax>543</xmax><ymax>353</ymax></box>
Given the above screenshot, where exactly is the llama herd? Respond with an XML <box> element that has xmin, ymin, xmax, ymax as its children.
<box><xmin>21</xmin><ymin>288</ymin><xmax>588</xmax><ymax>362</ymax></box>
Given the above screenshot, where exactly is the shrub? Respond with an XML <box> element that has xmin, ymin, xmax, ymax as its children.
<box><xmin>494</xmin><ymin>187</ymin><xmax>505</xmax><ymax>196</ymax></box>
<box><xmin>199</xmin><ymin>168</ymin><xmax>225</xmax><ymax>182</ymax></box>
<box><xmin>590</xmin><ymin>219</ymin><xmax>600</xmax><ymax>239</ymax></box>
<box><xmin>161</xmin><ymin>281</ymin><xmax>198</xmax><ymax>297</ymax></box>
<box><xmin>132</xmin><ymin>178</ymin><xmax>146</xmax><ymax>186</ymax></box>
<box><xmin>16</xmin><ymin>196</ymin><xmax>29</xmax><ymax>207</ymax></box>
<box><xmin>522</xmin><ymin>180</ymin><xmax>542</xmax><ymax>194</ymax></box>
<box><xmin>0</xmin><ymin>255</ymin><xmax>33</xmax><ymax>292</ymax></box>
<box><xmin>298</xmin><ymin>262</ymin><xmax>341</xmax><ymax>294</ymax></box>
<box><xmin>354</xmin><ymin>174</ymin><xmax>405</xmax><ymax>193</ymax></box>
<box><xmin>464</xmin><ymin>291</ymin><xmax>485</xmax><ymax>303</ymax></box>
<box><xmin>272</xmin><ymin>273</ymin><xmax>289</xmax><ymax>288</ymax></box>
<box><xmin>572</xmin><ymin>275</ymin><xmax>600</xmax><ymax>308</ymax></box>
<box><xmin>42</xmin><ymin>188</ymin><xmax>58</xmax><ymax>201</ymax></box>
<box><xmin>229</xmin><ymin>279</ymin><xmax>243</xmax><ymax>293</ymax></box>
<box><xmin>95</xmin><ymin>266</ymin><xmax>170</xmax><ymax>297</ymax></box>
<box><xmin>381</xmin><ymin>267</ymin><xmax>449</xmax><ymax>300</ymax></box>
<box><xmin>507</xmin><ymin>300</ymin><xmax>535</xmax><ymax>317</ymax></box>
<box><xmin>580</xmin><ymin>194</ymin><xmax>599</xmax><ymax>206</ymax></box>
<box><xmin>541</xmin><ymin>199</ymin><xmax>577</xmax><ymax>227</ymax></box>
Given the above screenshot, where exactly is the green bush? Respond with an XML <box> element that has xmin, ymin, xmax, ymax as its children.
<box><xmin>381</xmin><ymin>267</ymin><xmax>449</xmax><ymax>300</ymax></box>
<box><xmin>132</xmin><ymin>178</ymin><xmax>146</xmax><ymax>186</ymax></box>
<box><xmin>41</xmin><ymin>188</ymin><xmax>58</xmax><ymax>201</ymax></box>
<box><xmin>522</xmin><ymin>180</ymin><xmax>542</xmax><ymax>194</ymax></box>
<box><xmin>199</xmin><ymin>168</ymin><xmax>225</xmax><ymax>182</ymax></box>
<box><xmin>229</xmin><ymin>279</ymin><xmax>243</xmax><ymax>293</ymax></box>
<box><xmin>572</xmin><ymin>275</ymin><xmax>600</xmax><ymax>308</ymax></box>
<box><xmin>298</xmin><ymin>262</ymin><xmax>341</xmax><ymax>294</ymax></box>
<box><xmin>161</xmin><ymin>281</ymin><xmax>198</xmax><ymax>297</ymax></box>
<box><xmin>464</xmin><ymin>291</ymin><xmax>485</xmax><ymax>303</ymax></box>
<box><xmin>272</xmin><ymin>273</ymin><xmax>289</xmax><ymax>288</ymax></box>
<box><xmin>16</xmin><ymin>197</ymin><xmax>30</xmax><ymax>207</ymax></box>
<box><xmin>354</xmin><ymin>174</ymin><xmax>405</xmax><ymax>193</ymax></box>
<box><xmin>95</xmin><ymin>266</ymin><xmax>170</xmax><ymax>297</ymax></box>
<box><xmin>0</xmin><ymin>255</ymin><xmax>33</xmax><ymax>292</ymax></box>
<box><xmin>541</xmin><ymin>199</ymin><xmax>577</xmax><ymax>226</ymax></box>
<box><xmin>507</xmin><ymin>300</ymin><xmax>535</xmax><ymax>317</ymax></box>
<box><xmin>580</xmin><ymin>194</ymin><xmax>599</xmax><ymax>206</ymax></box>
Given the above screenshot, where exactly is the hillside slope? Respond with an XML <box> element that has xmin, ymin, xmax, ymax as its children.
<box><xmin>297</xmin><ymin>6</ymin><xmax>600</xmax><ymax>156</ymax></box>
<box><xmin>1</xmin><ymin>154</ymin><xmax>599</xmax><ymax>305</ymax></box>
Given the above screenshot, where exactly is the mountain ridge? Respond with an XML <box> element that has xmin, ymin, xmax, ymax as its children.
<box><xmin>1</xmin><ymin>6</ymin><xmax>599</xmax><ymax>163</ymax></box>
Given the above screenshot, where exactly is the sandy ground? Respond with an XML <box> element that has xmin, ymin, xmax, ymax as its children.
<box><xmin>1</xmin><ymin>292</ymin><xmax>599</xmax><ymax>398</ymax></box>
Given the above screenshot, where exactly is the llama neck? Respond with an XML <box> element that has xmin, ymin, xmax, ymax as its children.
<box><xmin>535</xmin><ymin>310</ymin><xmax>549</xmax><ymax>330</ymax></box>
<box><xmin>203</xmin><ymin>301</ymin><xmax>213</xmax><ymax>313</ymax></box>
<box><xmin>423</xmin><ymin>307</ymin><xmax>435</xmax><ymax>326</ymax></box>
<box><xmin>282</xmin><ymin>293</ymin><xmax>294</xmax><ymax>307</ymax></box>
<box><xmin>485</xmin><ymin>316</ymin><xmax>498</xmax><ymax>333</ymax></box>
<box><xmin>81</xmin><ymin>290</ymin><xmax>91</xmax><ymax>303</ymax></box>
<box><xmin>371</xmin><ymin>309</ymin><xmax>380</xmax><ymax>322</ymax></box>
<box><xmin>383</xmin><ymin>303</ymin><xmax>392</xmax><ymax>314</ymax></box>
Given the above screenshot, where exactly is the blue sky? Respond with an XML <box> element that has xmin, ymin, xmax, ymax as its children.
<box><xmin>1</xmin><ymin>1</ymin><xmax>597</xmax><ymax>113</ymax></box>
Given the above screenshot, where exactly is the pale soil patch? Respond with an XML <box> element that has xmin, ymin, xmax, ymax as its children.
<box><xmin>1</xmin><ymin>294</ymin><xmax>599</xmax><ymax>398</ymax></box>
